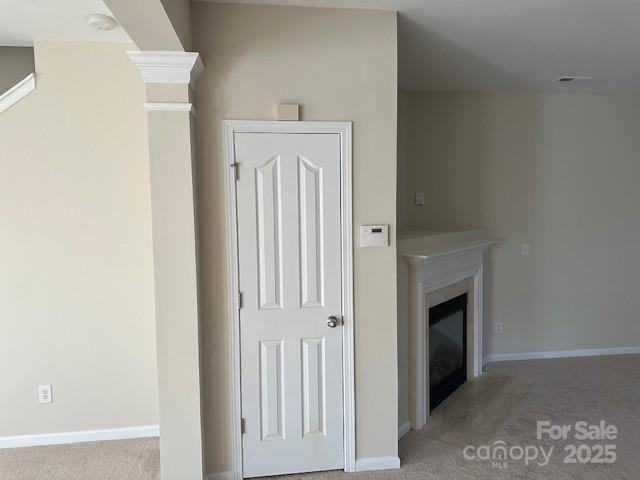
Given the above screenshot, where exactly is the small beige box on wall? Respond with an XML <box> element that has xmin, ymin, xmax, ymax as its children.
<box><xmin>277</xmin><ymin>103</ymin><xmax>300</xmax><ymax>121</ymax></box>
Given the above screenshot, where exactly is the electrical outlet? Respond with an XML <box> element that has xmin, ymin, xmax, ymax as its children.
<box><xmin>39</xmin><ymin>385</ymin><xmax>52</xmax><ymax>404</ymax></box>
<box><xmin>521</xmin><ymin>243</ymin><xmax>530</xmax><ymax>256</ymax></box>
<box><xmin>494</xmin><ymin>322</ymin><xmax>503</xmax><ymax>334</ymax></box>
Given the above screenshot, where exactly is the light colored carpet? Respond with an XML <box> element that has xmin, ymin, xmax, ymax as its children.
<box><xmin>0</xmin><ymin>437</ymin><xmax>159</xmax><ymax>480</ymax></box>
<box><xmin>2</xmin><ymin>355</ymin><xmax>639</xmax><ymax>479</ymax></box>
<box><xmin>267</xmin><ymin>354</ymin><xmax>640</xmax><ymax>480</ymax></box>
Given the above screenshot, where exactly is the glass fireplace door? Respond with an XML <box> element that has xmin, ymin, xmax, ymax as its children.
<box><xmin>429</xmin><ymin>293</ymin><xmax>467</xmax><ymax>411</ymax></box>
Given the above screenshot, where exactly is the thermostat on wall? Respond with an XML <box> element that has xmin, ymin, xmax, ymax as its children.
<box><xmin>360</xmin><ymin>225</ymin><xmax>389</xmax><ymax>248</ymax></box>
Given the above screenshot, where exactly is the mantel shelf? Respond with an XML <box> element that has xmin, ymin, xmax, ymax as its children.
<box><xmin>404</xmin><ymin>238</ymin><xmax>500</xmax><ymax>263</ymax></box>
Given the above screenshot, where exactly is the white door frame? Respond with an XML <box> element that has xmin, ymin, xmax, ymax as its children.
<box><xmin>223</xmin><ymin>120</ymin><xmax>355</xmax><ymax>478</ymax></box>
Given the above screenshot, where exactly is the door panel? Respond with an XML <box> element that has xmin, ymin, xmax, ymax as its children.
<box><xmin>236</xmin><ymin>133</ymin><xmax>343</xmax><ymax>478</ymax></box>
<box><xmin>298</xmin><ymin>156</ymin><xmax>324</xmax><ymax>308</ymax></box>
<box><xmin>301</xmin><ymin>337</ymin><xmax>325</xmax><ymax>437</ymax></box>
<box><xmin>255</xmin><ymin>156</ymin><xmax>283</xmax><ymax>310</ymax></box>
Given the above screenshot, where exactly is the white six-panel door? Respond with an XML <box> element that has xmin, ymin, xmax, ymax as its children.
<box><xmin>235</xmin><ymin>132</ymin><xmax>344</xmax><ymax>477</ymax></box>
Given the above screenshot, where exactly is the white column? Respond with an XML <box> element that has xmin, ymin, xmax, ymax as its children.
<box><xmin>129</xmin><ymin>50</ymin><xmax>205</xmax><ymax>480</ymax></box>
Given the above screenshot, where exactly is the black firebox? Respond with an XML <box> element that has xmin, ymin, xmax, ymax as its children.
<box><xmin>429</xmin><ymin>293</ymin><xmax>467</xmax><ymax>411</ymax></box>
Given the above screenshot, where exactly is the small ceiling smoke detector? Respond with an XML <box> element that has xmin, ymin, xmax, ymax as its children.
<box><xmin>87</xmin><ymin>14</ymin><xmax>118</xmax><ymax>31</ymax></box>
<box><xmin>555</xmin><ymin>75</ymin><xmax>595</xmax><ymax>83</ymax></box>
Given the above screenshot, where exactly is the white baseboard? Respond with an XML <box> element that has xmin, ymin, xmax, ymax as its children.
<box><xmin>483</xmin><ymin>345</ymin><xmax>640</xmax><ymax>366</ymax></box>
<box><xmin>398</xmin><ymin>421</ymin><xmax>411</xmax><ymax>440</ymax></box>
<box><xmin>208</xmin><ymin>458</ymin><xmax>401</xmax><ymax>477</ymax></box>
<box><xmin>355</xmin><ymin>456</ymin><xmax>401</xmax><ymax>472</ymax></box>
<box><xmin>0</xmin><ymin>425</ymin><xmax>159</xmax><ymax>449</ymax></box>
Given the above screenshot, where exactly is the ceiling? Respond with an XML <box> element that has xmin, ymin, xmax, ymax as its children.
<box><xmin>201</xmin><ymin>0</ymin><xmax>640</xmax><ymax>92</ymax></box>
<box><xmin>0</xmin><ymin>0</ymin><xmax>130</xmax><ymax>47</ymax></box>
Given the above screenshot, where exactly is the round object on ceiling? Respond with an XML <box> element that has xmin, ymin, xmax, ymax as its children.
<box><xmin>87</xmin><ymin>13</ymin><xmax>118</xmax><ymax>31</ymax></box>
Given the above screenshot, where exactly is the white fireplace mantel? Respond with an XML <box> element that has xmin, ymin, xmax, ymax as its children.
<box><xmin>404</xmin><ymin>233</ymin><xmax>498</xmax><ymax>431</ymax></box>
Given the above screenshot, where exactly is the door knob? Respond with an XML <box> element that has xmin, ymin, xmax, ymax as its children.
<box><xmin>327</xmin><ymin>316</ymin><xmax>341</xmax><ymax>328</ymax></box>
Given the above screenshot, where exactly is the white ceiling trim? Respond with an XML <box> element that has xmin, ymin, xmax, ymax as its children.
<box><xmin>0</xmin><ymin>73</ymin><xmax>36</xmax><ymax>115</ymax></box>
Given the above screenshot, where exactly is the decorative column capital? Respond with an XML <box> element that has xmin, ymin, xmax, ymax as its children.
<box><xmin>127</xmin><ymin>51</ymin><xmax>204</xmax><ymax>89</ymax></box>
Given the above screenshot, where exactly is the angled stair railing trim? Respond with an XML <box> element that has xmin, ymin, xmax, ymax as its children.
<box><xmin>0</xmin><ymin>73</ymin><xmax>36</xmax><ymax>115</ymax></box>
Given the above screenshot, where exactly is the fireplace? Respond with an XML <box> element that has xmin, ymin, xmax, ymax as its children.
<box><xmin>429</xmin><ymin>293</ymin><xmax>467</xmax><ymax>411</ymax></box>
<box><xmin>403</xmin><ymin>231</ymin><xmax>497</xmax><ymax>429</ymax></box>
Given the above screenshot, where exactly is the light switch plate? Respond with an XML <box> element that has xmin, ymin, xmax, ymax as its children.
<box><xmin>360</xmin><ymin>225</ymin><xmax>389</xmax><ymax>247</ymax></box>
<box><xmin>415</xmin><ymin>192</ymin><xmax>425</xmax><ymax>206</ymax></box>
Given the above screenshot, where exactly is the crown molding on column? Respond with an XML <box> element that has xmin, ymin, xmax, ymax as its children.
<box><xmin>144</xmin><ymin>102</ymin><xmax>196</xmax><ymax>116</ymax></box>
<box><xmin>127</xmin><ymin>51</ymin><xmax>204</xmax><ymax>88</ymax></box>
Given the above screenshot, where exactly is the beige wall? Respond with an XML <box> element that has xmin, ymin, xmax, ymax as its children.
<box><xmin>192</xmin><ymin>2</ymin><xmax>398</xmax><ymax>473</ymax></box>
<box><xmin>396</xmin><ymin>90</ymin><xmax>410</xmax><ymax>430</ymax></box>
<box><xmin>0</xmin><ymin>46</ymin><xmax>34</xmax><ymax>94</ymax></box>
<box><xmin>0</xmin><ymin>42</ymin><xmax>158</xmax><ymax>436</ymax></box>
<box><xmin>396</xmin><ymin>88</ymin><xmax>411</xmax><ymax>229</ymax></box>
<box><xmin>401</xmin><ymin>91</ymin><xmax>640</xmax><ymax>356</ymax></box>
